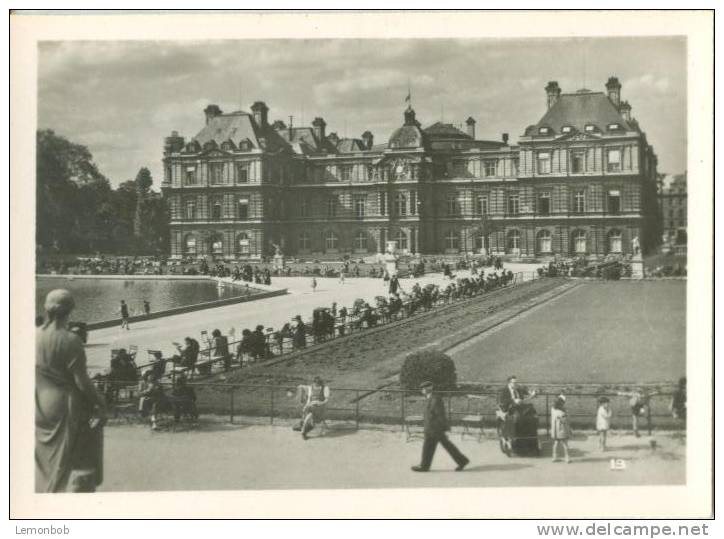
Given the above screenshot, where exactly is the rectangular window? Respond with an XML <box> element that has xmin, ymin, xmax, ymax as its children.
<box><xmin>327</xmin><ymin>197</ymin><xmax>337</xmax><ymax>218</ymax></box>
<box><xmin>537</xmin><ymin>152</ymin><xmax>551</xmax><ymax>174</ymax></box>
<box><xmin>395</xmin><ymin>193</ymin><xmax>407</xmax><ymax>216</ymax></box>
<box><xmin>209</xmin><ymin>163</ymin><xmax>224</xmax><ymax>185</ymax></box>
<box><xmin>211</xmin><ymin>202</ymin><xmax>222</xmax><ymax>220</ymax></box>
<box><xmin>574</xmin><ymin>190</ymin><xmax>586</xmax><ymax>213</ymax></box>
<box><xmin>538</xmin><ymin>192</ymin><xmax>551</xmax><ymax>215</ymax></box>
<box><xmin>607</xmin><ymin>149</ymin><xmax>622</xmax><ymax>172</ymax></box>
<box><xmin>446</xmin><ymin>195</ymin><xmax>459</xmax><ymax>216</ymax></box>
<box><xmin>608</xmin><ymin>190</ymin><xmax>621</xmax><ymax>214</ymax></box>
<box><xmin>354</xmin><ymin>196</ymin><xmax>366</xmax><ymax>218</ymax></box>
<box><xmin>238</xmin><ymin>198</ymin><xmax>249</xmax><ymax>220</ymax></box>
<box><xmin>508</xmin><ymin>194</ymin><xmax>520</xmax><ymax>215</ymax></box>
<box><xmin>410</xmin><ymin>191</ymin><xmax>417</xmax><ymax>215</ymax></box>
<box><xmin>340</xmin><ymin>165</ymin><xmax>352</xmax><ymax>182</ymax></box>
<box><xmin>300</xmin><ymin>198</ymin><xmax>310</xmax><ymax>217</ymax></box>
<box><xmin>571</xmin><ymin>152</ymin><xmax>585</xmax><ymax>173</ymax></box>
<box><xmin>380</xmin><ymin>192</ymin><xmax>387</xmax><ymax>215</ymax></box>
<box><xmin>185</xmin><ymin>200</ymin><xmax>196</xmax><ymax>220</ymax></box>
<box><xmin>185</xmin><ymin>167</ymin><xmax>197</xmax><ymax>186</ymax></box>
<box><xmin>484</xmin><ymin>160</ymin><xmax>497</xmax><ymax>177</ymax></box>
<box><xmin>237</xmin><ymin>163</ymin><xmax>249</xmax><ymax>183</ymax></box>
<box><xmin>475</xmin><ymin>195</ymin><xmax>489</xmax><ymax>215</ymax></box>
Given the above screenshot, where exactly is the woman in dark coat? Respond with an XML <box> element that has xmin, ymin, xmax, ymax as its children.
<box><xmin>36</xmin><ymin>289</ymin><xmax>106</xmax><ymax>492</ymax></box>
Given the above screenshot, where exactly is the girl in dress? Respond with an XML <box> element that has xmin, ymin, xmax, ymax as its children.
<box><xmin>596</xmin><ymin>396</ymin><xmax>613</xmax><ymax>451</ymax></box>
<box><xmin>551</xmin><ymin>395</ymin><xmax>571</xmax><ymax>463</ymax></box>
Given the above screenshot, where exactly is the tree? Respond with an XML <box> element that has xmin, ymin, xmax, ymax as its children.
<box><xmin>133</xmin><ymin>167</ymin><xmax>153</xmax><ymax>238</ymax></box>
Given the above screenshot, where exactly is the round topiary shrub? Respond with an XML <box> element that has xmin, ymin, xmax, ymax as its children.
<box><xmin>399</xmin><ymin>349</ymin><xmax>457</xmax><ymax>391</ymax></box>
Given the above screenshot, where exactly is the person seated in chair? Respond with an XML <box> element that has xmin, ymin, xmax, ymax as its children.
<box><xmin>173</xmin><ymin>337</ymin><xmax>199</xmax><ymax>374</ymax></box>
<box><xmin>293</xmin><ymin>377</ymin><xmax>330</xmax><ymax>440</ymax></box>
<box><xmin>498</xmin><ymin>375</ymin><xmax>537</xmax><ymax>447</ymax></box>
<box><xmin>138</xmin><ymin>370</ymin><xmax>166</xmax><ymax>430</ymax></box>
<box><xmin>171</xmin><ymin>373</ymin><xmax>198</xmax><ymax>423</ymax></box>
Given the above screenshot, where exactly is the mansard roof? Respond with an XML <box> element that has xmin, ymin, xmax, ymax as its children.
<box><xmin>424</xmin><ymin>122</ymin><xmax>471</xmax><ymax>139</ymax></box>
<box><xmin>527</xmin><ymin>91</ymin><xmax>636</xmax><ymax>136</ymax></box>
<box><xmin>193</xmin><ymin>112</ymin><xmax>261</xmax><ymax>149</ymax></box>
<box><xmin>335</xmin><ymin>138</ymin><xmax>366</xmax><ymax>153</ymax></box>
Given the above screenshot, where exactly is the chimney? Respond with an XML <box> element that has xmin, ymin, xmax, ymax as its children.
<box><xmin>361</xmin><ymin>130</ymin><xmax>374</xmax><ymax>150</ymax></box>
<box><xmin>250</xmin><ymin>101</ymin><xmax>269</xmax><ymax>127</ymax></box>
<box><xmin>327</xmin><ymin>132</ymin><xmax>340</xmax><ymax>147</ymax></box>
<box><xmin>502</xmin><ymin>133</ymin><xmax>509</xmax><ymax>144</ymax></box>
<box><xmin>271</xmin><ymin>120</ymin><xmax>287</xmax><ymax>130</ymax></box>
<box><xmin>619</xmin><ymin>100</ymin><xmax>632</xmax><ymax>122</ymax></box>
<box><xmin>606</xmin><ymin>76</ymin><xmax>621</xmax><ymax>107</ymax></box>
<box><xmin>545</xmin><ymin>81</ymin><xmax>561</xmax><ymax>110</ymax></box>
<box><xmin>312</xmin><ymin>117</ymin><xmax>327</xmax><ymax>141</ymax></box>
<box><xmin>465</xmin><ymin>117</ymin><xmax>476</xmax><ymax>139</ymax></box>
<box><xmin>204</xmin><ymin>104</ymin><xmax>222</xmax><ymax>125</ymax></box>
<box><xmin>164</xmin><ymin>130</ymin><xmax>185</xmax><ymax>155</ymax></box>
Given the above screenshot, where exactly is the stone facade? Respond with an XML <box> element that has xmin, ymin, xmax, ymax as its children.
<box><xmin>659</xmin><ymin>173</ymin><xmax>687</xmax><ymax>246</ymax></box>
<box><xmin>162</xmin><ymin>77</ymin><xmax>659</xmax><ymax>260</ymax></box>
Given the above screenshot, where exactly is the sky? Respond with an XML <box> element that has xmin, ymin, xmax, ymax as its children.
<box><xmin>38</xmin><ymin>37</ymin><xmax>687</xmax><ymax>188</ymax></box>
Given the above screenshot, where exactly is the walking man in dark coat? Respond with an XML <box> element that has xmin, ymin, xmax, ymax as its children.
<box><xmin>412</xmin><ymin>381</ymin><xmax>469</xmax><ymax>472</ymax></box>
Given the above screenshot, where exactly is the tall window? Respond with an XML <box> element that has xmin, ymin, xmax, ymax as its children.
<box><xmin>209</xmin><ymin>163</ymin><xmax>224</xmax><ymax>185</ymax></box>
<box><xmin>324</xmin><ymin>230</ymin><xmax>339</xmax><ymax>251</ymax></box>
<box><xmin>298</xmin><ymin>232</ymin><xmax>310</xmax><ymax>251</ymax></box>
<box><xmin>300</xmin><ymin>198</ymin><xmax>310</xmax><ymax>217</ymax></box>
<box><xmin>574</xmin><ymin>190</ymin><xmax>586</xmax><ymax>213</ymax></box>
<box><xmin>508</xmin><ymin>194</ymin><xmax>520</xmax><ymax>215</ymax></box>
<box><xmin>484</xmin><ymin>160</ymin><xmax>497</xmax><ymax>177</ymax></box>
<box><xmin>211</xmin><ymin>201</ymin><xmax>222</xmax><ymax>220</ymax></box>
<box><xmin>394</xmin><ymin>193</ymin><xmax>407</xmax><ymax>216</ymax></box>
<box><xmin>573</xmin><ymin>230</ymin><xmax>587</xmax><ymax>254</ymax></box>
<box><xmin>475</xmin><ymin>232</ymin><xmax>486</xmax><ymax>251</ymax></box>
<box><xmin>607</xmin><ymin>190</ymin><xmax>621</xmax><ymax>214</ymax></box>
<box><xmin>608</xmin><ymin>229</ymin><xmax>622</xmax><ymax>253</ymax></box>
<box><xmin>538</xmin><ymin>192</ymin><xmax>551</xmax><ymax>215</ymax></box>
<box><xmin>354</xmin><ymin>231</ymin><xmax>367</xmax><ymax>252</ymax></box>
<box><xmin>446</xmin><ymin>195</ymin><xmax>459</xmax><ymax>216</ymax></box>
<box><xmin>409</xmin><ymin>191</ymin><xmax>417</xmax><ymax>215</ymax></box>
<box><xmin>508</xmin><ymin>230</ymin><xmax>521</xmax><ymax>253</ymax></box>
<box><xmin>537</xmin><ymin>230</ymin><xmax>552</xmax><ymax>253</ymax></box>
<box><xmin>394</xmin><ymin>229</ymin><xmax>408</xmax><ymax>251</ymax></box>
<box><xmin>185</xmin><ymin>199</ymin><xmax>196</xmax><ymax>220</ymax></box>
<box><xmin>184</xmin><ymin>236</ymin><xmax>197</xmax><ymax>255</ymax></box>
<box><xmin>238</xmin><ymin>198</ymin><xmax>249</xmax><ymax>220</ymax></box>
<box><xmin>537</xmin><ymin>152</ymin><xmax>551</xmax><ymax>174</ymax></box>
<box><xmin>327</xmin><ymin>197</ymin><xmax>337</xmax><ymax>218</ymax></box>
<box><xmin>445</xmin><ymin>230</ymin><xmax>459</xmax><ymax>251</ymax></box>
<box><xmin>236</xmin><ymin>162</ymin><xmax>249</xmax><ymax>183</ymax></box>
<box><xmin>211</xmin><ymin>238</ymin><xmax>223</xmax><ymax>255</ymax></box>
<box><xmin>475</xmin><ymin>195</ymin><xmax>489</xmax><ymax>215</ymax></box>
<box><xmin>379</xmin><ymin>192</ymin><xmax>387</xmax><ymax>216</ymax></box>
<box><xmin>571</xmin><ymin>152</ymin><xmax>585</xmax><ymax>173</ymax></box>
<box><xmin>607</xmin><ymin>149</ymin><xmax>622</xmax><ymax>172</ymax></box>
<box><xmin>237</xmin><ymin>233</ymin><xmax>250</xmax><ymax>255</ymax></box>
<box><xmin>354</xmin><ymin>196</ymin><xmax>366</xmax><ymax>219</ymax></box>
<box><xmin>340</xmin><ymin>165</ymin><xmax>353</xmax><ymax>182</ymax></box>
<box><xmin>185</xmin><ymin>167</ymin><xmax>197</xmax><ymax>185</ymax></box>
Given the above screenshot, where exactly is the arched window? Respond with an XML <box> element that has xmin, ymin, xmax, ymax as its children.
<box><xmin>445</xmin><ymin>230</ymin><xmax>459</xmax><ymax>251</ymax></box>
<box><xmin>211</xmin><ymin>236</ymin><xmax>223</xmax><ymax>256</ymax></box>
<box><xmin>572</xmin><ymin>230</ymin><xmax>587</xmax><ymax>254</ymax></box>
<box><xmin>184</xmin><ymin>235</ymin><xmax>197</xmax><ymax>255</ymax></box>
<box><xmin>354</xmin><ymin>230</ymin><xmax>367</xmax><ymax>252</ymax></box>
<box><xmin>237</xmin><ymin>232</ymin><xmax>250</xmax><ymax>255</ymax></box>
<box><xmin>324</xmin><ymin>230</ymin><xmax>339</xmax><ymax>251</ymax></box>
<box><xmin>537</xmin><ymin>230</ymin><xmax>552</xmax><ymax>254</ymax></box>
<box><xmin>298</xmin><ymin>231</ymin><xmax>310</xmax><ymax>251</ymax></box>
<box><xmin>211</xmin><ymin>200</ymin><xmax>222</xmax><ymax>220</ymax></box>
<box><xmin>508</xmin><ymin>230</ymin><xmax>521</xmax><ymax>253</ymax></box>
<box><xmin>608</xmin><ymin>229</ymin><xmax>622</xmax><ymax>253</ymax></box>
<box><xmin>394</xmin><ymin>229</ymin><xmax>408</xmax><ymax>251</ymax></box>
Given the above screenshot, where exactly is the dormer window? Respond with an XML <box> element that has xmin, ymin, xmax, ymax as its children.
<box><xmin>607</xmin><ymin>123</ymin><xmax>621</xmax><ymax>131</ymax></box>
<box><xmin>584</xmin><ymin>124</ymin><xmax>597</xmax><ymax>133</ymax></box>
<box><xmin>561</xmin><ymin>126</ymin><xmax>573</xmax><ymax>134</ymax></box>
<box><xmin>239</xmin><ymin>140</ymin><xmax>251</xmax><ymax>151</ymax></box>
<box><xmin>538</xmin><ymin>127</ymin><xmax>551</xmax><ymax>135</ymax></box>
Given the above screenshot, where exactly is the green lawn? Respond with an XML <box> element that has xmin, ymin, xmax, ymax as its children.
<box><xmin>451</xmin><ymin>281</ymin><xmax>686</xmax><ymax>385</ymax></box>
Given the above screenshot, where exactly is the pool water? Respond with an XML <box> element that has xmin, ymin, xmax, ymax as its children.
<box><xmin>36</xmin><ymin>277</ymin><xmax>258</xmax><ymax>324</ymax></box>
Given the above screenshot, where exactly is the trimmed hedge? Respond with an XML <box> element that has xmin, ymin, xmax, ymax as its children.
<box><xmin>399</xmin><ymin>349</ymin><xmax>457</xmax><ymax>391</ymax></box>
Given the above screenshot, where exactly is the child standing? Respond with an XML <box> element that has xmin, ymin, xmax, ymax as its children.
<box><xmin>596</xmin><ymin>396</ymin><xmax>613</xmax><ymax>451</ymax></box>
<box><xmin>551</xmin><ymin>395</ymin><xmax>571</xmax><ymax>463</ymax></box>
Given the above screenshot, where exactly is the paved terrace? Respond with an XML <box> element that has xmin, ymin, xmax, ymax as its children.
<box><xmin>84</xmin><ymin>263</ymin><xmax>542</xmax><ymax>373</ymax></box>
<box><xmin>99</xmin><ymin>420</ymin><xmax>685</xmax><ymax>492</ymax></box>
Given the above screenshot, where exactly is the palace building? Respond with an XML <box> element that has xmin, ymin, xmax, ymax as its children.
<box><xmin>161</xmin><ymin>76</ymin><xmax>659</xmax><ymax>260</ymax></box>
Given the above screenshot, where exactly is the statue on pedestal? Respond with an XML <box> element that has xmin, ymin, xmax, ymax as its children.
<box><xmin>383</xmin><ymin>240</ymin><xmax>399</xmax><ymax>277</ymax></box>
<box><xmin>272</xmin><ymin>243</ymin><xmax>285</xmax><ymax>270</ymax></box>
<box><xmin>631</xmin><ymin>236</ymin><xmax>641</xmax><ymax>258</ymax></box>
